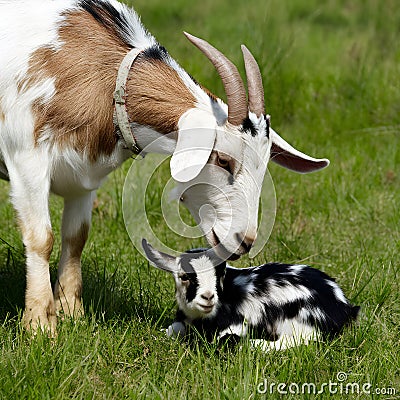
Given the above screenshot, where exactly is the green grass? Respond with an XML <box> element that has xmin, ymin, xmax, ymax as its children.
<box><xmin>1</xmin><ymin>0</ymin><xmax>399</xmax><ymax>398</ymax></box>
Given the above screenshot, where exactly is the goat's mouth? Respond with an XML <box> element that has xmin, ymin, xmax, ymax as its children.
<box><xmin>210</xmin><ymin>229</ymin><xmax>241</xmax><ymax>261</ymax></box>
<box><xmin>198</xmin><ymin>303</ymin><xmax>214</xmax><ymax>313</ymax></box>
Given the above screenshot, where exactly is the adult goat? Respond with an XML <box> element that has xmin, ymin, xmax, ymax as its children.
<box><xmin>0</xmin><ymin>0</ymin><xmax>329</xmax><ymax>333</ymax></box>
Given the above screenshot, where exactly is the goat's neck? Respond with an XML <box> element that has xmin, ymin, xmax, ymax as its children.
<box><xmin>125</xmin><ymin>57</ymin><xmax>204</xmax><ymax>154</ymax></box>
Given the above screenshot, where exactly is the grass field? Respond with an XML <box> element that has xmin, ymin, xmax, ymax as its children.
<box><xmin>0</xmin><ymin>0</ymin><xmax>399</xmax><ymax>398</ymax></box>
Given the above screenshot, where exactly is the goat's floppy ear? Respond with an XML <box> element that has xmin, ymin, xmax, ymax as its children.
<box><xmin>170</xmin><ymin>109</ymin><xmax>217</xmax><ymax>182</ymax></box>
<box><xmin>141</xmin><ymin>239</ymin><xmax>177</xmax><ymax>273</ymax></box>
<box><xmin>270</xmin><ymin>128</ymin><xmax>330</xmax><ymax>173</ymax></box>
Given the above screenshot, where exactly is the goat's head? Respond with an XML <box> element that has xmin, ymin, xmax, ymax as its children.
<box><xmin>169</xmin><ymin>34</ymin><xmax>329</xmax><ymax>261</ymax></box>
<box><xmin>142</xmin><ymin>239</ymin><xmax>225</xmax><ymax>319</ymax></box>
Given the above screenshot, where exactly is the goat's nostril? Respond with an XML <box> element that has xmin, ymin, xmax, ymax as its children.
<box><xmin>236</xmin><ymin>233</ymin><xmax>256</xmax><ymax>252</ymax></box>
<box><xmin>201</xmin><ymin>293</ymin><xmax>214</xmax><ymax>301</ymax></box>
<box><xmin>244</xmin><ymin>235</ymin><xmax>256</xmax><ymax>248</ymax></box>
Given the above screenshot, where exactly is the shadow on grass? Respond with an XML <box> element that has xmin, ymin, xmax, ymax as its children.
<box><xmin>82</xmin><ymin>258</ymin><xmax>175</xmax><ymax>328</ymax></box>
<box><xmin>0</xmin><ymin>246</ymin><xmax>173</xmax><ymax>330</ymax></box>
<box><xmin>0</xmin><ymin>241</ymin><xmax>25</xmax><ymax>320</ymax></box>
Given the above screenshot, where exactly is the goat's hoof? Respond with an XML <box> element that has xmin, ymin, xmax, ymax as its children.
<box><xmin>166</xmin><ymin>321</ymin><xmax>186</xmax><ymax>337</ymax></box>
<box><xmin>23</xmin><ymin>305</ymin><xmax>57</xmax><ymax>337</ymax></box>
<box><xmin>55</xmin><ymin>296</ymin><xmax>84</xmax><ymax>320</ymax></box>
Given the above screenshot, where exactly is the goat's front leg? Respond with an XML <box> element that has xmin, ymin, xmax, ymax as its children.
<box><xmin>166</xmin><ymin>321</ymin><xmax>186</xmax><ymax>337</ymax></box>
<box><xmin>54</xmin><ymin>192</ymin><xmax>94</xmax><ymax>318</ymax></box>
<box><xmin>8</xmin><ymin>155</ymin><xmax>55</xmax><ymax>334</ymax></box>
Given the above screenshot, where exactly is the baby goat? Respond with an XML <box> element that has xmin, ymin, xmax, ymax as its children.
<box><xmin>142</xmin><ymin>239</ymin><xmax>359</xmax><ymax>351</ymax></box>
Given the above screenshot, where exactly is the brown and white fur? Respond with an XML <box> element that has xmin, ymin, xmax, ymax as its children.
<box><xmin>0</xmin><ymin>0</ymin><xmax>329</xmax><ymax>333</ymax></box>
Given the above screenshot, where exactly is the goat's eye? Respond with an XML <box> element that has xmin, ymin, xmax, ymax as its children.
<box><xmin>217</xmin><ymin>157</ymin><xmax>229</xmax><ymax>168</ymax></box>
<box><xmin>179</xmin><ymin>274</ymin><xmax>189</xmax><ymax>282</ymax></box>
<box><xmin>216</xmin><ymin>154</ymin><xmax>232</xmax><ymax>173</ymax></box>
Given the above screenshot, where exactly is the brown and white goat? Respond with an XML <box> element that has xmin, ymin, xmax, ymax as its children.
<box><xmin>0</xmin><ymin>0</ymin><xmax>329</xmax><ymax>333</ymax></box>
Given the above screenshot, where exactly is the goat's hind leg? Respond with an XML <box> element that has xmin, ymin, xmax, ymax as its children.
<box><xmin>54</xmin><ymin>192</ymin><xmax>94</xmax><ymax>318</ymax></box>
<box><xmin>250</xmin><ymin>331</ymin><xmax>319</xmax><ymax>352</ymax></box>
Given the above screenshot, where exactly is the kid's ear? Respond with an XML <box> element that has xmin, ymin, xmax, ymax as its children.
<box><xmin>141</xmin><ymin>239</ymin><xmax>177</xmax><ymax>273</ymax></box>
<box><xmin>170</xmin><ymin>109</ymin><xmax>217</xmax><ymax>183</ymax></box>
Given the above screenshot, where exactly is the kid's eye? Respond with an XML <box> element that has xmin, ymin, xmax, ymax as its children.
<box><xmin>180</xmin><ymin>274</ymin><xmax>189</xmax><ymax>282</ymax></box>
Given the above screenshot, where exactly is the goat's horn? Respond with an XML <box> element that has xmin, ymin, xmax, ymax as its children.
<box><xmin>241</xmin><ymin>45</ymin><xmax>265</xmax><ymax>118</ymax></box>
<box><xmin>184</xmin><ymin>32</ymin><xmax>248</xmax><ymax>126</ymax></box>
